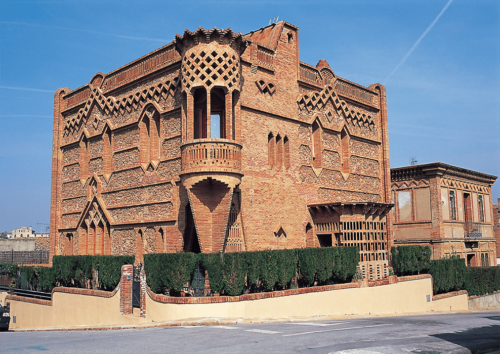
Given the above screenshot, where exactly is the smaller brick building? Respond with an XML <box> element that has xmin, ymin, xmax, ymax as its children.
<box><xmin>391</xmin><ymin>163</ymin><xmax>497</xmax><ymax>266</ymax></box>
<box><xmin>493</xmin><ymin>198</ymin><xmax>500</xmax><ymax>265</ymax></box>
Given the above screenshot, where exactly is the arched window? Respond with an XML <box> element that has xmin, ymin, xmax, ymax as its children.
<box><xmin>340</xmin><ymin>127</ymin><xmax>350</xmax><ymax>174</ymax></box>
<box><xmin>103</xmin><ymin>128</ymin><xmax>112</xmax><ymax>177</ymax></box>
<box><xmin>284</xmin><ymin>136</ymin><xmax>290</xmax><ymax>169</ymax></box>
<box><xmin>139</xmin><ymin>114</ymin><xmax>150</xmax><ymax>166</ymax></box>
<box><xmin>79</xmin><ymin>136</ymin><xmax>89</xmax><ymax>180</ymax></box>
<box><xmin>312</xmin><ymin>120</ymin><xmax>322</xmax><ymax>168</ymax></box>
<box><xmin>194</xmin><ymin>87</ymin><xmax>207</xmax><ymax>139</ymax></box>
<box><xmin>149</xmin><ymin>110</ymin><xmax>161</xmax><ymax>163</ymax></box>
<box><xmin>268</xmin><ymin>132</ymin><xmax>275</xmax><ymax>167</ymax></box>
<box><xmin>276</xmin><ymin>134</ymin><xmax>283</xmax><ymax>168</ymax></box>
<box><xmin>210</xmin><ymin>87</ymin><xmax>226</xmax><ymax>139</ymax></box>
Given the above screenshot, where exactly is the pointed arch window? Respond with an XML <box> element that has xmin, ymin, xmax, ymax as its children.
<box><xmin>276</xmin><ymin>134</ymin><xmax>283</xmax><ymax>168</ymax></box>
<box><xmin>284</xmin><ymin>136</ymin><xmax>290</xmax><ymax>169</ymax></box>
<box><xmin>103</xmin><ymin>127</ymin><xmax>112</xmax><ymax>177</ymax></box>
<box><xmin>79</xmin><ymin>136</ymin><xmax>89</xmax><ymax>180</ymax></box>
<box><xmin>268</xmin><ymin>132</ymin><xmax>275</xmax><ymax>167</ymax></box>
<box><xmin>138</xmin><ymin>107</ymin><xmax>161</xmax><ymax>167</ymax></box>
<box><xmin>340</xmin><ymin>127</ymin><xmax>350</xmax><ymax>174</ymax></box>
<box><xmin>312</xmin><ymin>120</ymin><xmax>322</xmax><ymax>168</ymax></box>
<box><xmin>139</xmin><ymin>114</ymin><xmax>150</xmax><ymax>166</ymax></box>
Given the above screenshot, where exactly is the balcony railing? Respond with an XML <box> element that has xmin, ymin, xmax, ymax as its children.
<box><xmin>181</xmin><ymin>139</ymin><xmax>242</xmax><ymax>174</ymax></box>
<box><xmin>464</xmin><ymin>222</ymin><xmax>482</xmax><ymax>239</ymax></box>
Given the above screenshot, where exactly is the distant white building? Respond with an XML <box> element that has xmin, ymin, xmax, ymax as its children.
<box><xmin>11</xmin><ymin>226</ymin><xmax>35</xmax><ymax>238</ymax></box>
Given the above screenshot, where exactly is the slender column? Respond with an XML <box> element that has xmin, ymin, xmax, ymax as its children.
<box><xmin>206</xmin><ymin>90</ymin><xmax>211</xmax><ymax>138</ymax></box>
<box><xmin>186</xmin><ymin>93</ymin><xmax>194</xmax><ymax>141</ymax></box>
<box><xmin>225</xmin><ymin>91</ymin><xmax>233</xmax><ymax>140</ymax></box>
<box><xmin>233</xmin><ymin>91</ymin><xmax>241</xmax><ymax>143</ymax></box>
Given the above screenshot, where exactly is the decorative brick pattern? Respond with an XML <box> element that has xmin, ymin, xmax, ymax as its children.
<box><xmin>50</xmin><ymin>22</ymin><xmax>393</xmax><ymax>278</ymax></box>
<box><xmin>62</xmin><ymin>163</ymin><xmax>80</xmax><ymax>182</ymax></box>
<box><xmin>112</xmin><ymin>148</ymin><xmax>139</xmax><ymax>170</ymax></box>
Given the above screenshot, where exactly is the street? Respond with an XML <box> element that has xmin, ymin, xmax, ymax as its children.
<box><xmin>2</xmin><ymin>312</ymin><xmax>500</xmax><ymax>353</ymax></box>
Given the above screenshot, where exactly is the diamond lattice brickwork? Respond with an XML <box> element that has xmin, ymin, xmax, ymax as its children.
<box><xmin>182</xmin><ymin>45</ymin><xmax>240</xmax><ymax>92</ymax></box>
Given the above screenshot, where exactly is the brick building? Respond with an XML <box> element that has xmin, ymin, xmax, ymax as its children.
<box><xmin>391</xmin><ymin>163</ymin><xmax>497</xmax><ymax>266</ymax></box>
<box><xmin>50</xmin><ymin>22</ymin><xmax>393</xmax><ymax>279</ymax></box>
<box><xmin>493</xmin><ymin>198</ymin><xmax>500</xmax><ymax>265</ymax></box>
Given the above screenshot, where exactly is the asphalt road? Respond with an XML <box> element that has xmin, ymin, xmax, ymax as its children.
<box><xmin>2</xmin><ymin>312</ymin><xmax>500</xmax><ymax>353</ymax></box>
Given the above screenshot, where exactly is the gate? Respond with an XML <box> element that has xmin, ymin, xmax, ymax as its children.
<box><xmin>190</xmin><ymin>262</ymin><xmax>205</xmax><ymax>297</ymax></box>
<box><xmin>132</xmin><ymin>263</ymin><xmax>141</xmax><ymax>308</ymax></box>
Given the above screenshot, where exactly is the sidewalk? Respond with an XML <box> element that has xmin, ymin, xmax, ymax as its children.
<box><xmin>10</xmin><ymin>310</ymin><xmax>471</xmax><ymax>332</ymax></box>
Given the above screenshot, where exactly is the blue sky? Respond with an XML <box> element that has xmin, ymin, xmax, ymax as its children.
<box><xmin>0</xmin><ymin>0</ymin><xmax>498</xmax><ymax>232</ymax></box>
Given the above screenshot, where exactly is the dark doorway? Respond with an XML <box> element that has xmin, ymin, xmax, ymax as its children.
<box><xmin>132</xmin><ymin>263</ymin><xmax>141</xmax><ymax>308</ymax></box>
<box><xmin>183</xmin><ymin>203</ymin><xmax>201</xmax><ymax>253</ymax></box>
<box><xmin>464</xmin><ymin>193</ymin><xmax>472</xmax><ymax>222</ymax></box>
<box><xmin>317</xmin><ymin>234</ymin><xmax>332</xmax><ymax>248</ymax></box>
<box><xmin>467</xmin><ymin>254</ymin><xmax>475</xmax><ymax>267</ymax></box>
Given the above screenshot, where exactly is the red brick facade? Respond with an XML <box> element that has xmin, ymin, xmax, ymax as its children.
<box><xmin>50</xmin><ymin>22</ymin><xmax>392</xmax><ymax>278</ymax></box>
<box><xmin>391</xmin><ymin>163</ymin><xmax>497</xmax><ymax>266</ymax></box>
<box><xmin>493</xmin><ymin>198</ymin><xmax>500</xmax><ymax>264</ymax></box>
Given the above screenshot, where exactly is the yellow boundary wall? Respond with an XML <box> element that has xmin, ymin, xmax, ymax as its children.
<box><xmin>4</xmin><ymin>276</ymin><xmax>468</xmax><ymax>330</ymax></box>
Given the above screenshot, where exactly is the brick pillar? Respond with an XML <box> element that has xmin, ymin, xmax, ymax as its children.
<box><xmin>140</xmin><ymin>267</ymin><xmax>147</xmax><ymax>318</ymax></box>
<box><xmin>120</xmin><ymin>265</ymin><xmax>133</xmax><ymax>315</ymax></box>
<box><xmin>225</xmin><ymin>90</ymin><xmax>233</xmax><ymax>140</ymax></box>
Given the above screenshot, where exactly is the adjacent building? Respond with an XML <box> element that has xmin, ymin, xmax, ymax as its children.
<box><xmin>493</xmin><ymin>198</ymin><xmax>500</xmax><ymax>265</ymax></box>
<box><xmin>391</xmin><ymin>163</ymin><xmax>497</xmax><ymax>266</ymax></box>
<box><xmin>50</xmin><ymin>21</ymin><xmax>392</xmax><ymax>278</ymax></box>
<box><xmin>11</xmin><ymin>227</ymin><xmax>35</xmax><ymax>238</ymax></box>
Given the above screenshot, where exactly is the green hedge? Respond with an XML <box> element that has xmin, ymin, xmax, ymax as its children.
<box><xmin>0</xmin><ymin>262</ymin><xmax>18</xmax><ymax>277</ymax></box>
<box><xmin>18</xmin><ymin>255</ymin><xmax>134</xmax><ymax>292</ymax></box>
<box><xmin>391</xmin><ymin>246</ymin><xmax>431</xmax><ymax>276</ymax></box>
<box><xmin>144</xmin><ymin>253</ymin><xmax>198</xmax><ymax>294</ymax></box>
<box><xmin>465</xmin><ymin>267</ymin><xmax>500</xmax><ymax>296</ymax></box>
<box><xmin>392</xmin><ymin>246</ymin><xmax>500</xmax><ymax>296</ymax></box>
<box><xmin>144</xmin><ymin>247</ymin><xmax>359</xmax><ymax>297</ymax></box>
<box><xmin>428</xmin><ymin>257</ymin><xmax>467</xmax><ymax>295</ymax></box>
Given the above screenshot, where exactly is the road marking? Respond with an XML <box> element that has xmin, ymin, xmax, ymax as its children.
<box><xmin>245</xmin><ymin>329</ymin><xmax>282</xmax><ymax>334</ymax></box>
<box><xmin>283</xmin><ymin>323</ymin><xmax>392</xmax><ymax>337</ymax></box>
<box><xmin>213</xmin><ymin>326</ymin><xmax>239</xmax><ymax>330</ymax></box>
<box><xmin>288</xmin><ymin>322</ymin><xmax>346</xmax><ymax>327</ymax></box>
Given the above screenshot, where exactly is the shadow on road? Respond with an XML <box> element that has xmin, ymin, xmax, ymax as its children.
<box><xmin>431</xmin><ymin>325</ymin><xmax>500</xmax><ymax>354</ymax></box>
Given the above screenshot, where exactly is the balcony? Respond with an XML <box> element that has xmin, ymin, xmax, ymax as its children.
<box><xmin>181</xmin><ymin>139</ymin><xmax>242</xmax><ymax>175</ymax></box>
<box><xmin>464</xmin><ymin>222</ymin><xmax>482</xmax><ymax>239</ymax></box>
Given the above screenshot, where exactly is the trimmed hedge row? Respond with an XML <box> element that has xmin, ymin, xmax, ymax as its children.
<box><xmin>465</xmin><ymin>267</ymin><xmax>500</xmax><ymax>296</ymax></box>
<box><xmin>392</xmin><ymin>246</ymin><xmax>500</xmax><ymax>296</ymax></box>
<box><xmin>0</xmin><ymin>262</ymin><xmax>18</xmax><ymax>277</ymax></box>
<box><xmin>144</xmin><ymin>247</ymin><xmax>359</xmax><ymax>296</ymax></box>
<box><xmin>19</xmin><ymin>255</ymin><xmax>134</xmax><ymax>292</ymax></box>
<box><xmin>391</xmin><ymin>246</ymin><xmax>431</xmax><ymax>276</ymax></box>
<box><xmin>428</xmin><ymin>257</ymin><xmax>467</xmax><ymax>295</ymax></box>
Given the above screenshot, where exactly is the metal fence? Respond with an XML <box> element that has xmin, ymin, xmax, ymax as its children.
<box><xmin>0</xmin><ymin>250</ymin><xmax>49</xmax><ymax>264</ymax></box>
<box><xmin>464</xmin><ymin>222</ymin><xmax>482</xmax><ymax>239</ymax></box>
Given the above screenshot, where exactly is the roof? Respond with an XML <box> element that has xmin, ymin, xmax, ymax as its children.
<box><xmin>391</xmin><ymin>162</ymin><xmax>497</xmax><ymax>185</ymax></box>
<box><xmin>243</xmin><ymin>21</ymin><xmax>291</xmax><ymax>51</ymax></box>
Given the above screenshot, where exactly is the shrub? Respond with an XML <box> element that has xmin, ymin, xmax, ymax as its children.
<box><xmin>465</xmin><ymin>267</ymin><xmax>500</xmax><ymax>296</ymax></box>
<box><xmin>274</xmin><ymin>249</ymin><xmax>297</xmax><ymax>289</ymax></box>
<box><xmin>0</xmin><ymin>262</ymin><xmax>18</xmax><ymax>277</ymax></box>
<box><xmin>201</xmin><ymin>253</ymin><xmax>224</xmax><ymax>294</ymax></box>
<box><xmin>221</xmin><ymin>252</ymin><xmax>246</xmax><ymax>296</ymax></box>
<box><xmin>258</xmin><ymin>250</ymin><xmax>279</xmax><ymax>291</ymax></box>
<box><xmin>428</xmin><ymin>257</ymin><xmax>467</xmax><ymax>295</ymax></box>
<box><xmin>391</xmin><ymin>246</ymin><xmax>431</xmax><ymax>276</ymax></box>
<box><xmin>16</xmin><ymin>255</ymin><xmax>134</xmax><ymax>292</ymax></box>
<box><xmin>144</xmin><ymin>252</ymin><xmax>198</xmax><ymax>294</ymax></box>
